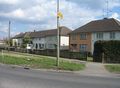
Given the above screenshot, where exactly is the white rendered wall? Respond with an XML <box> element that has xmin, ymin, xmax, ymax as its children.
<box><xmin>91</xmin><ymin>31</ymin><xmax>120</xmax><ymax>54</ymax></box>
<box><xmin>32</xmin><ymin>38</ymin><xmax>45</xmax><ymax>49</ymax></box>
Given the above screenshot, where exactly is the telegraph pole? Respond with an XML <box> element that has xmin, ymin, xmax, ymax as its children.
<box><xmin>8</xmin><ymin>21</ymin><xmax>11</xmax><ymax>48</ymax></box>
<box><xmin>56</xmin><ymin>0</ymin><xmax>60</xmax><ymax>67</ymax></box>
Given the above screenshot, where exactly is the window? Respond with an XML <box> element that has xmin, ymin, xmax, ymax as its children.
<box><xmin>96</xmin><ymin>33</ymin><xmax>103</xmax><ymax>39</ymax></box>
<box><xmin>48</xmin><ymin>44</ymin><xmax>54</xmax><ymax>49</ymax></box>
<box><xmin>39</xmin><ymin>44</ymin><xmax>41</xmax><ymax>49</ymax></box>
<box><xmin>42</xmin><ymin>44</ymin><xmax>44</xmax><ymax>48</ymax></box>
<box><xmin>39</xmin><ymin>44</ymin><xmax>44</xmax><ymax>49</ymax></box>
<box><xmin>18</xmin><ymin>43</ymin><xmax>20</xmax><ymax>46</ymax></box>
<box><xmin>48</xmin><ymin>37</ymin><xmax>52</xmax><ymax>41</ymax></box>
<box><xmin>36</xmin><ymin>44</ymin><xmax>38</xmax><ymax>49</ymax></box>
<box><xmin>80</xmin><ymin>33</ymin><xmax>87</xmax><ymax>40</ymax></box>
<box><xmin>39</xmin><ymin>38</ymin><xmax>41</xmax><ymax>40</ymax></box>
<box><xmin>110</xmin><ymin>32</ymin><xmax>115</xmax><ymax>39</ymax></box>
<box><xmin>80</xmin><ymin>44</ymin><xmax>87</xmax><ymax>52</ymax></box>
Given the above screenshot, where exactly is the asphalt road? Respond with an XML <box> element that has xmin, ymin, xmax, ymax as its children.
<box><xmin>0</xmin><ymin>64</ymin><xmax>120</xmax><ymax>88</ymax></box>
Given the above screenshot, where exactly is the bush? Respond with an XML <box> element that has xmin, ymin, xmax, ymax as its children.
<box><xmin>93</xmin><ymin>40</ymin><xmax>120</xmax><ymax>63</ymax></box>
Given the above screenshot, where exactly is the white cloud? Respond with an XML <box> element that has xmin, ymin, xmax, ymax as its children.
<box><xmin>0</xmin><ymin>0</ymin><xmax>19</xmax><ymax>4</ymax></box>
<box><xmin>26</xmin><ymin>0</ymin><xmax>102</xmax><ymax>29</ymax></box>
<box><xmin>110</xmin><ymin>13</ymin><xmax>119</xmax><ymax>19</ymax></box>
<box><xmin>0</xmin><ymin>0</ymin><xmax>120</xmax><ymax>35</ymax></box>
<box><xmin>0</xmin><ymin>9</ymin><xmax>25</xmax><ymax>19</ymax></box>
<box><xmin>11</xmin><ymin>8</ymin><xmax>25</xmax><ymax>18</ymax></box>
<box><xmin>110</xmin><ymin>13</ymin><xmax>120</xmax><ymax>22</ymax></box>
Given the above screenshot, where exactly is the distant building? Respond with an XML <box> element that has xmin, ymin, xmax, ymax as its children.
<box><xmin>0</xmin><ymin>40</ymin><xmax>6</xmax><ymax>49</ymax></box>
<box><xmin>0</xmin><ymin>40</ymin><xmax>5</xmax><ymax>45</ymax></box>
<box><xmin>69</xmin><ymin>18</ymin><xmax>120</xmax><ymax>54</ymax></box>
<box><xmin>12</xmin><ymin>26</ymin><xmax>72</xmax><ymax>50</ymax></box>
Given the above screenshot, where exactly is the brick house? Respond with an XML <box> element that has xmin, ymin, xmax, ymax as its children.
<box><xmin>69</xmin><ymin>18</ymin><xmax>120</xmax><ymax>54</ymax></box>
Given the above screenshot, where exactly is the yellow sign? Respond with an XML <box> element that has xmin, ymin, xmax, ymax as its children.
<box><xmin>57</xmin><ymin>12</ymin><xmax>63</xmax><ymax>19</ymax></box>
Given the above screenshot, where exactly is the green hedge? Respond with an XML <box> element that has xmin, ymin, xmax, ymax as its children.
<box><xmin>31</xmin><ymin>50</ymin><xmax>87</xmax><ymax>61</ymax></box>
<box><xmin>93</xmin><ymin>40</ymin><xmax>120</xmax><ymax>63</ymax></box>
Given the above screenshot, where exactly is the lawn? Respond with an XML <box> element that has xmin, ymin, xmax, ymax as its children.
<box><xmin>105</xmin><ymin>64</ymin><xmax>120</xmax><ymax>73</ymax></box>
<box><xmin>0</xmin><ymin>51</ymin><xmax>85</xmax><ymax>71</ymax></box>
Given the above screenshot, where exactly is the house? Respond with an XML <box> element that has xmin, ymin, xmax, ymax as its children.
<box><xmin>69</xmin><ymin>18</ymin><xmax>120</xmax><ymax>54</ymax></box>
<box><xmin>0</xmin><ymin>40</ymin><xmax>6</xmax><ymax>49</ymax></box>
<box><xmin>12</xmin><ymin>33</ymin><xmax>26</xmax><ymax>47</ymax></box>
<box><xmin>12</xmin><ymin>26</ymin><xmax>72</xmax><ymax>50</ymax></box>
<box><xmin>0</xmin><ymin>40</ymin><xmax>5</xmax><ymax>45</ymax></box>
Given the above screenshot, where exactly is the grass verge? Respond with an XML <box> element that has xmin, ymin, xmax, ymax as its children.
<box><xmin>105</xmin><ymin>64</ymin><xmax>120</xmax><ymax>73</ymax></box>
<box><xmin>0</xmin><ymin>51</ymin><xmax>85</xmax><ymax>71</ymax></box>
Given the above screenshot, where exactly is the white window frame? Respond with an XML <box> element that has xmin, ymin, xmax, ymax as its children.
<box><xmin>96</xmin><ymin>32</ymin><xmax>103</xmax><ymax>39</ymax></box>
<box><xmin>110</xmin><ymin>32</ymin><xmax>115</xmax><ymax>39</ymax></box>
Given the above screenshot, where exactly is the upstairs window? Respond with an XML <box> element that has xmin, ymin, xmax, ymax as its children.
<box><xmin>110</xmin><ymin>32</ymin><xmax>115</xmax><ymax>39</ymax></box>
<box><xmin>80</xmin><ymin>33</ymin><xmax>87</xmax><ymax>40</ymax></box>
<box><xmin>96</xmin><ymin>33</ymin><xmax>103</xmax><ymax>39</ymax></box>
<box><xmin>39</xmin><ymin>38</ymin><xmax>41</xmax><ymax>40</ymax></box>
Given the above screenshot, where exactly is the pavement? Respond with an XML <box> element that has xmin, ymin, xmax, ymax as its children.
<box><xmin>0</xmin><ymin>64</ymin><xmax>120</xmax><ymax>88</ymax></box>
<box><xmin>77</xmin><ymin>62</ymin><xmax>120</xmax><ymax>77</ymax></box>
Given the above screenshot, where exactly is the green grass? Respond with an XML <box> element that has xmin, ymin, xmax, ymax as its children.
<box><xmin>0</xmin><ymin>51</ymin><xmax>85</xmax><ymax>71</ymax></box>
<box><xmin>105</xmin><ymin>64</ymin><xmax>120</xmax><ymax>73</ymax></box>
<box><xmin>59</xmin><ymin>60</ymin><xmax>85</xmax><ymax>71</ymax></box>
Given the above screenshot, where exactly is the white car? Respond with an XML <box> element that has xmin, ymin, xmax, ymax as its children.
<box><xmin>27</xmin><ymin>44</ymin><xmax>33</xmax><ymax>50</ymax></box>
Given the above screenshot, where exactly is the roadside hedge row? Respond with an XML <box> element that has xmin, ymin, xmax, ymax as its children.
<box><xmin>93</xmin><ymin>40</ymin><xmax>120</xmax><ymax>63</ymax></box>
<box><xmin>31</xmin><ymin>50</ymin><xmax>87</xmax><ymax>61</ymax></box>
<box><xmin>11</xmin><ymin>48</ymin><xmax>87</xmax><ymax>61</ymax></box>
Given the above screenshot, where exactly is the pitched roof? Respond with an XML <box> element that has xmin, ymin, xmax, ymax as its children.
<box><xmin>71</xmin><ymin>18</ymin><xmax>120</xmax><ymax>34</ymax></box>
<box><xmin>12</xmin><ymin>33</ymin><xmax>26</xmax><ymax>38</ymax></box>
<box><xmin>13</xmin><ymin>26</ymin><xmax>72</xmax><ymax>38</ymax></box>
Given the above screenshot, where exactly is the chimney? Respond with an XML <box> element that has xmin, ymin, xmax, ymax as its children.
<box><xmin>103</xmin><ymin>18</ymin><xmax>108</xmax><ymax>20</ymax></box>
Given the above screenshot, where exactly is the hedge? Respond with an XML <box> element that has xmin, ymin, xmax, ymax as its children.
<box><xmin>14</xmin><ymin>49</ymin><xmax>87</xmax><ymax>61</ymax></box>
<box><xmin>93</xmin><ymin>40</ymin><xmax>120</xmax><ymax>63</ymax></box>
<box><xmin>32</xmin><ymin>50</ymin><xmax>87</xmax><ymax>61</ymax></box>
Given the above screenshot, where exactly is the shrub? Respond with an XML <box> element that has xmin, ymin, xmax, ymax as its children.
<box><xmin>93</xmin><ymin>40</ymin><xmax>120</xmax><ymax>63</ymax></box>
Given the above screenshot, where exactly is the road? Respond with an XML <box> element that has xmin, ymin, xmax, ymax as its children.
<box><xmin>0</xmin><ymin>64</ymin><xmax>120</xmax><ymax>88</ymax></box>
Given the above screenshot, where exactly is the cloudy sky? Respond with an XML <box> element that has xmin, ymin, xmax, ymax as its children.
<box><xmin>0</xmin><ymin>0</ymin><xmax>120</xmax><ymax>39</ymax></box>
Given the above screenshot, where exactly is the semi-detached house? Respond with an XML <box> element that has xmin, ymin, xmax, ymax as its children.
<box><xmin>13</xmin><ymin>26</ymin><xmax>71</xmax><ymax>50</ymax></box>
<box><xmin>69</xmin><ymin>18</ymin><xmax>120</xmax><ymax>54</ymax></box>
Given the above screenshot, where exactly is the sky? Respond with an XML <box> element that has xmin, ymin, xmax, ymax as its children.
<box><xmin>0</xmin><ymin>0</ymin><xmax>120</xmax><ymax>39</ymax></box>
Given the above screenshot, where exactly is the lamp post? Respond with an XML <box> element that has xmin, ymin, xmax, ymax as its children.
<box><xmin>56</xmin><ymin>0</ymin><xmax>60</xmax><ymax>67</ymax></box>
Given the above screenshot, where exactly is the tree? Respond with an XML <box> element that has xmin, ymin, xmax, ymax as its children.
<box><xmin>21</xmin><ymin>35</ymin><xmax>32</xmax><ymax>48</ymax></box>
<box><xmin>4</xmin><ymin>38</ymin><xmax>12</xmax><ymax>47</ymax></box>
